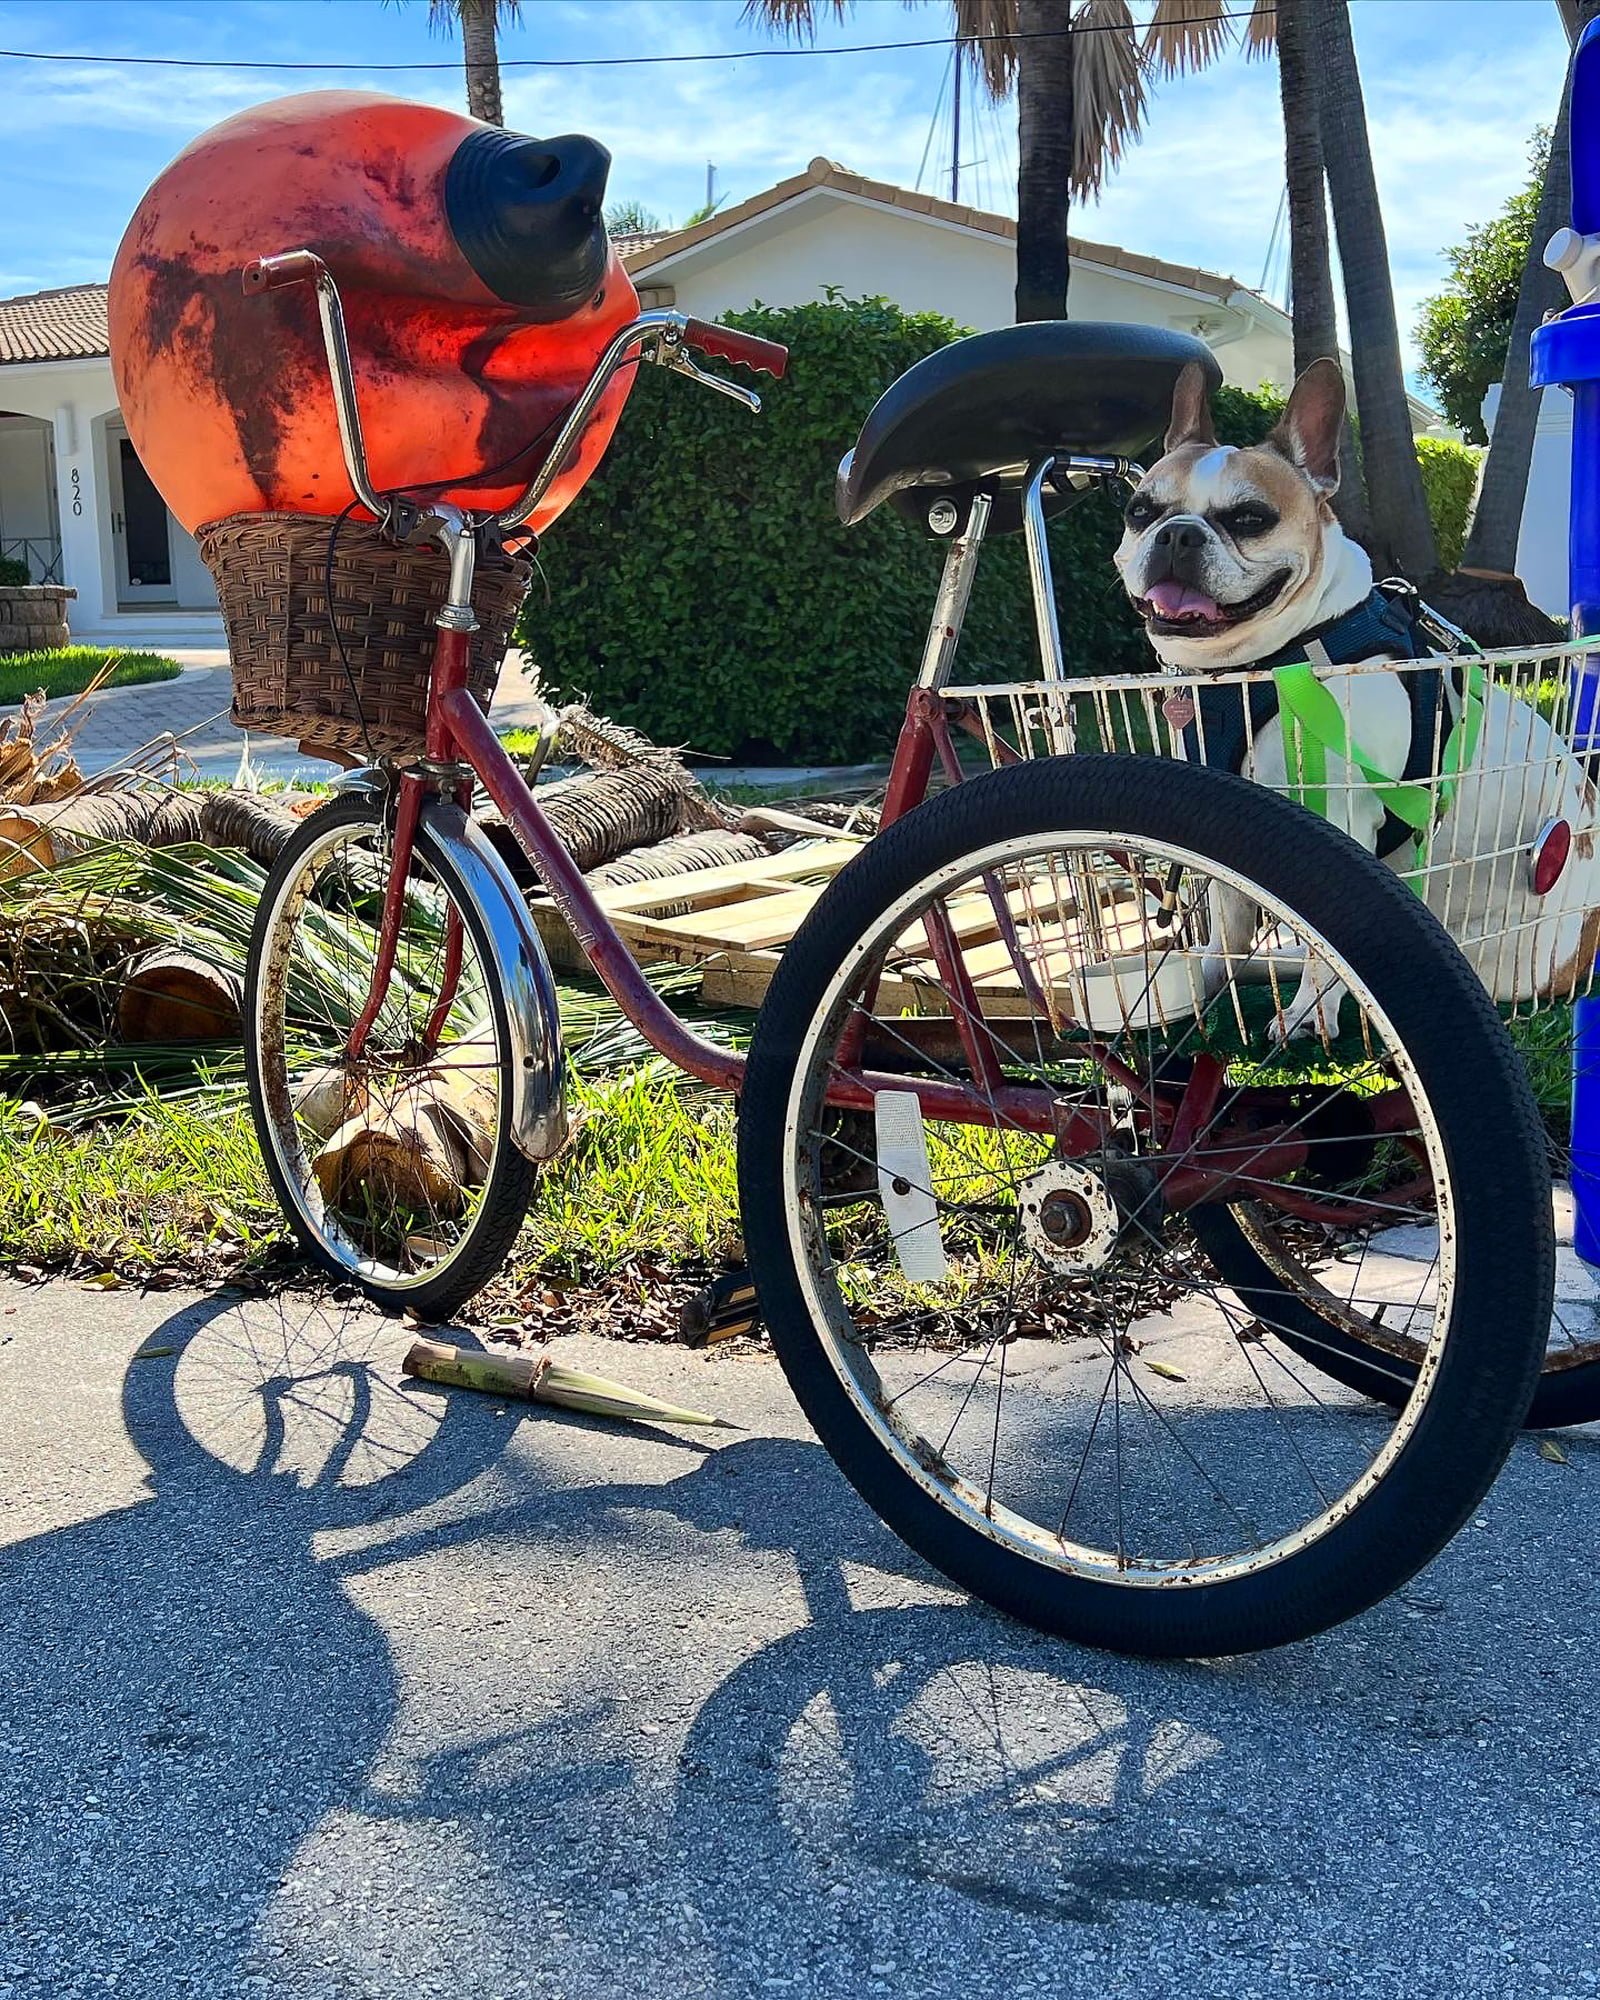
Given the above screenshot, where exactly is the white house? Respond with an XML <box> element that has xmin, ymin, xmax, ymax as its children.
<box><xmin>0</xmin><ymin>283</ymin><xmax>222</xmax><ymax>644</ymax></box>
<box><xmin>624</xmin><ymin>157</ymin><xmax>1302</xmax><ymax>394</ymax></box>
<box><xmin>0</xmin><ymin>156</ymin><xmax>1439</xmax><ymax>648</ymax></box>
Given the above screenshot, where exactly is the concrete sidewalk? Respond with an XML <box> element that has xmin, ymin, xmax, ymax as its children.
<box><xmin>2</xmin><ymin>1277</ymin><xmax>1598</xmax><ymax>1999</ymax></box>
<box><xmin>15</xmin><ymin>648</ymin><xmax>560</xmax><ymax>784</ymax></box>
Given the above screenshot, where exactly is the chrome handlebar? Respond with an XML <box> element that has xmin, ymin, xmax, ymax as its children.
<box><xmin>243</xmin><ymin>251</ymin><xmax>385</xmax><ymax>522</ymax></box>
<box><xmin>498</xmin><ymin>309</ymin><xmax>714</xmax><ymax>532</ymax></box>
<box><xmin>239</xmin><ymin>253</ymin><xmax>783</xmax><ymax>539</ymax></box>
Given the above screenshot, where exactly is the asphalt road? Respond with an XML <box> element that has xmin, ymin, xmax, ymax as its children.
<box><xmin>2</xmin><ymin>1277</ymin><xmax>1598</xmax><ymax>2000</ymax></box>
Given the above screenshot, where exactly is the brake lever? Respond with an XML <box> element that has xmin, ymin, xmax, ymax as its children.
<box><xmin>662</xmin><ymin>347</ymin><xmax>762</xmax><ymax>414</ymax></box>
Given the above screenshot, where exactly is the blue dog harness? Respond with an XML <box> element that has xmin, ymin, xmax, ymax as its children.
<box><xmin>1178</xmin><ymin>585</ymin><xmax>1477</xmax><ymax>862</ymax></box>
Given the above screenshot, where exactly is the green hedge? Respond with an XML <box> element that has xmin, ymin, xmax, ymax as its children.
<box><xmin>0</xmin><ymin>557</ymin><xmax>30</xmax><ymax>588</ymax></box>
<box><xmin>1414</xmin><ymin>435</ymin><xmax>1482</xmax><ymax>571</ymax></box>
<box><xmin>521</xmin><ymin>298</ymin><xmax>1452</xmax><ymax>763</ymax></box>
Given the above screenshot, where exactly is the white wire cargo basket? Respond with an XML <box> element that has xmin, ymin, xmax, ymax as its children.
<box><xmin>945</xmin><ymin>640</ymin><xmax>1600</xmax><ymax>1024</ymax></box>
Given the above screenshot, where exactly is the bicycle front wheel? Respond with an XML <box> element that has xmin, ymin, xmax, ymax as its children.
<box><xmin>738</xmin><ymin>758</ymin><xmax>1551</xmax><ymax>1657</ymax></box>
<box><xmin>245</xmin><ymin>793</ymin><xmax>535</xmax><ymax>1319</ymax></box>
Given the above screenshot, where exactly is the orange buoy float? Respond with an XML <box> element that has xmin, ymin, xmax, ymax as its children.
<box><xmin>108</xmin><ymin>90</ymin><xmax>639</xmax><ymax>536</ymax></box>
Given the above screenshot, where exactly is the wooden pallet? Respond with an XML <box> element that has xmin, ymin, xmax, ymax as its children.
<box><xmin>528</xmin><ymin>838</ymin><xmax>1168</xmax><ymax>1018</ymax></box>
<box><xmin>527</xmin><ymin>840</ymin><xmax>861</xmax><ymax>1008</ymax></box>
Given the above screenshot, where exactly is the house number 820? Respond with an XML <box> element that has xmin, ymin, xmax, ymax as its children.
<box><xmin>70</xmin><ymin>467</ymin><xmax>82</xmax><ymax>518</ymax></box>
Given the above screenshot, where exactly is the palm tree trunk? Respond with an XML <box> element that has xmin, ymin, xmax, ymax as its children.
<box><xmin>1279</xmin><ymin>0</ymin><xmax>1336</xmax><ymax>378</ymax></box>
<box><xmin>460</xmin><ymin>0</ymin><xmax>505</xmax><ymax>126</ymax></box>
<box><xmin>1460</xmin><ymin>9</ymin><xmax>1595</xmax><ymax>573</ymax></box>
<box><xmin>1014</xmin><ymin>0</ymin><xmax>1076</xmax><ymax>320</ymax></box>
<box><xmin>1308</xmin><ymin>0</ymin><xmax>1438</xmax><ymax>579</ymax></box>
<box><xmin>1277</xmin><ymin>0</ymin><xmax>1371</xmax><ymax>544</ymax></box>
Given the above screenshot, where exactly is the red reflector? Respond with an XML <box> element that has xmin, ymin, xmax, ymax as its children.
<box><xmin>1531</xmin><ymin>818</ymin><xmax>1573</xmax><ymax>896</ymax></box>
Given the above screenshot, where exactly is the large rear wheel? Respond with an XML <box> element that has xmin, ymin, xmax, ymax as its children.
<box><xmin>738</xmin><ymin>758</ymin><xmax>1551</xmax><ymax>1657</ymax></box>
<box><xmin>1190</xmin><ymin>995</ymin><xmax>1600</xmax><ymax>1430</ymax></box>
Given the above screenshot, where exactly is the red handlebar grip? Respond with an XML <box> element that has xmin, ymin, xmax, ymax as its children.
<box><xmin>682</xmin><ymin>318</ymin><xmax>789</xmax><ymax>380</ymax></box>
<box><xmin>242</xmin><ymin>250</ymin><xmax>325</xmax><ymax>296</ymax></box>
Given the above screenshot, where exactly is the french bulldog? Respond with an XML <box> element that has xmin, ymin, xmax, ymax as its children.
<box><xmin>1115</xmin><ymin>357</ymin><xmax>1600</xmax><ymax>1035</ymax></box>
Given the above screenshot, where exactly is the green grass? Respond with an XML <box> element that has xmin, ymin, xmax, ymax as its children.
<box><xmin>1506</xmin><ymin>1004</ymin><xmax>1575</xmax><ymax>1124</ymax></box>
<box><xmin>0</xmin><ymin>1089</ymin><xmax>274</xmax><ymax>1277</ymax></box>
<box><xmin>0</xmin><ymin>999</ymin><xmax>1577</xmax><ymax>1299</ymax></box>
<box><xmin>0</xmin><ymin>646</ymin><xmax>182</xmax><ymax>707</ymax></box>
<box><xmin>0</xmin><ymin>1062</ymin><xmax>740</xmax><ymax>1288</ymax></box>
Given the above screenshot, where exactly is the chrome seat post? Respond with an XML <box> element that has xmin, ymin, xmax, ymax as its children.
<box><xmin>917</xmin><ymin>492</ymin><xmax>992</xmax><ymax>689</ymax></box>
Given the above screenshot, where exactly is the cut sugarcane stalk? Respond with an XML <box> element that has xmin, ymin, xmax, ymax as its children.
<box><xmin>401</xmin><ymin>1337</ymin><xmax>731</xmax><ymax>1428</ymax></box>
<box><xmin>402</xmin><ymin>1337</ymin><xmax>539</xmax><ymax>1399</ymax></box>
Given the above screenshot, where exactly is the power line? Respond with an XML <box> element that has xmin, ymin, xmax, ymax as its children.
<box><xmin>0</xmin><ymin>11</ymin><xmax>1274</xmax><ymax>74</ymax></box>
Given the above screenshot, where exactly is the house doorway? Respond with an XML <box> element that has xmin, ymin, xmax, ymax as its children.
<box><xmin>108</xmin><ymin>427</ymin><xmax>175</xmax><ymax>607</ymax></box>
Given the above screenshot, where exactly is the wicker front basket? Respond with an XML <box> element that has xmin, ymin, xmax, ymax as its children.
<box><xmin>198</xmin><ymin>511</ymin><xmax>532</xmax><ymax>760</ymax></box>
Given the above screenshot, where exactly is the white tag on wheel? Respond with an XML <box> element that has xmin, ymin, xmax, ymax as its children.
<box><xmin>874</xmin><ymin>1089</ymin><xmax>948</xmax><ymax>1284</ymax></box>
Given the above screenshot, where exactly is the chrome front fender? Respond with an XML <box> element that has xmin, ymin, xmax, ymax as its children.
<box><xmin>421</xmin><ymin>799</ymin><xmax>567</xmax><ymax>1163</ymax></box>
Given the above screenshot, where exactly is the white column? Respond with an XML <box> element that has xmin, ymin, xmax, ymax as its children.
<box><xmin>50</xmin><ymin>396</ymin><xmax>111</xmax><ymax>630</ymax></box>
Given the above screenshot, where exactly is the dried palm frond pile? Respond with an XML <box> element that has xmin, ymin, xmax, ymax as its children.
<box><xmin>0</xmin><ymin>785</ymin><xmax>312</xmax><ymax>881</ymax></box>
<box><xmin>0</xmin><ymin>690</ymin><xmax>84</xmax><ymax>811</ymax></box>
<box><xmin>0</xmin><ymin>693</ymin><xmax>863</xmax><ymax>1168</ymax></box>
<box><xmin>0</xmin><ymin>668</ymin><xmax>131</xmax><ymax>816</ymax></box>
<box><xmin>0</xmin><ymin>841</ymin><xmax>263</xmax><ymax>1061</ymax></box>
<box><xmin>0</xmin><ymin>675</ymin><xmax>312</xmax><ymax>1060</ymax></box>
<box><xmin>588</xmin><ymin>828</ymin><xmax>770</xmax><ymax>888</ymax></box>
<box><xmin>483</xmin><ymin>701</ymin><xmax>756</xmax><ymax>885</ymax></box>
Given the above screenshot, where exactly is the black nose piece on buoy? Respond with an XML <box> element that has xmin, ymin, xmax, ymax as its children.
<box><xmin>445</xmin><ymin>127</ymin><xmax>613</xmax><ymax>318</ymax></box>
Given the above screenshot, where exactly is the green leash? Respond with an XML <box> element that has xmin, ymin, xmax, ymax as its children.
<box><xmin>1272</xmin><ymin>649</ymin><xmax>1487</xmax><ymax>882</ymax></box>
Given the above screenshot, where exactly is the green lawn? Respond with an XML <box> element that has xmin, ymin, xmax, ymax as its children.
<box><xmin>0</xmin><ymin>1062</ymin><xmax>741</xmax><ymax>1298</ymax></box>
<box><xmin>0</xmin><ymin>646</ymin><xmax>183</xmax><ymax>707</ymax></box>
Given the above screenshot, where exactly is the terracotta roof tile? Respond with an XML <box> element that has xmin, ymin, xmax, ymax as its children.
<box><xmin>624</xmin><ymin>163</ymin><xmax>1271</xmax><ymax>315</ymax></box>
<box><xmin>0</xmin><ymin>283</ymin><xmax>109</xmax><ymax>364</ymax></box>
<box><xmin>610</xmin><ymin>229</ymin><xmax>667</xmax><ymax>259</ymax></box>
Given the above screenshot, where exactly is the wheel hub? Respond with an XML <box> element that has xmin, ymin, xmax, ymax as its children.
<box><xmin>1019</xmin><ymin>1161</ymin><xmax>1119</xmax><ymax>1273</ymax></box>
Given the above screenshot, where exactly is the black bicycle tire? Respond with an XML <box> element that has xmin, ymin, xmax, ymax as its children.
<box><xmin>738</xmin><ymin>757</ymin><xmax>1552</xmax><ymax>1657</ymax></box>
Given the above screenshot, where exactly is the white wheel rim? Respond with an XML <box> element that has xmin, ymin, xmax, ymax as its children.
<box><xmin>251</xmin><ymin>812</ymin><xmax>509</xmax><ymax>1295</ymax></box>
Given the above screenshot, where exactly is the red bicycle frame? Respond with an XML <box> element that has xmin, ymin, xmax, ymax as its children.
<box><xmin>243</xmin><ymin>247</ymin><xmax>1411</xmax><ymax>1226</ymax></box>
<box><xmin>359</xmin><ymin>632</ymin><xmax>1377</xmax><ymax>1222</ymax></box>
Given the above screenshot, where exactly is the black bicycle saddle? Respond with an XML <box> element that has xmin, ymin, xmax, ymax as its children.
<box><xmin>836</xmin><ymin>321</ymin><xmax>1223</xmax><ymax>536</ymax></box>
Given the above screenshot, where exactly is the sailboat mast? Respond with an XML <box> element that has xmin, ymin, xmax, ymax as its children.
<box><xmin>951</xmin><ymin>44</ymin><xmax>962</xmax><ymax>202</ymax></box>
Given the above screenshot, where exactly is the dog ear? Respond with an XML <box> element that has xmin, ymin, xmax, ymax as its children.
<box><xmin>1269</xmin><ymin>358</ymin><xmax>1346</xmax><ymax>494</ymax></box>
<box><xmin>1164</xmin><ymin>361</ymin><xmax>1216</xmax><ymax>452</ymax></box>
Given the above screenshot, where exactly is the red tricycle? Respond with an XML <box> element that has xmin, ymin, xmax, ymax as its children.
<box><xmin>237</xmin><ymin>252</ymin><xmax>1562</xmax><ymax>1658</ymax></box>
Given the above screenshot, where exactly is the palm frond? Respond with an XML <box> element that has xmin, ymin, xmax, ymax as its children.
<box><xmin>1073</xmin><ymin>0</ymin><xmax>1148</xmax><ymax>198</ymax></box>
<box><xmin>1142</xmin><ymin>0</ymin><xmax>1235</xmax><ymax>76</ymax></box>
<box><xmin>1244</xmin><ymin>0</ymin><xmax>1277</xmax><ymax>59</ymax></box>
<box><xmin>739</xmin><ymin>0</ymin><xmax>849</xmax><ymax>42</ymax></box>
<box><xmin>423</xmin><ymin>0</ymin><xmax>521</xmax><ymax>29</ymax></box>
<box><xmin>954</xmin><ymin>0</ymin><xmax>1020</xmax><ymax>97</ymax></box>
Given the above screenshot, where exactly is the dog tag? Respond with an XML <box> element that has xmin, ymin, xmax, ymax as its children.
<box><xmin>1162</xmin><ymin>692</ymin><xmax>1196</xmax><ymax>730</ymax></box>
<box><xmin>874</xmin><ymin>1090</ymin><xmax>948</xmax><ymax>1284</ymax></box>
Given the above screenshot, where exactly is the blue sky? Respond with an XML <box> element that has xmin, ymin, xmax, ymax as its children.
<box><xmin>2</xmin><ymin>0</ymin><xmax>1572</xmax><ymax>376</ymax></box>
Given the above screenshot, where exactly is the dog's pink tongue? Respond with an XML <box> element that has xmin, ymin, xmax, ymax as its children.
<box><xmin>1146</xmin><ymin>579</ymin><xmax>1219</xmax><ymax>621</ymax></box>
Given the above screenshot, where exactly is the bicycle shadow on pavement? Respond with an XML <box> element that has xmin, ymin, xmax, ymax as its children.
<box><xmin>0</xmin><ymin>1286</ymin><xmax>518</xmax><ymax>1998</ymax></box>
<box><xmin>277</xmin><ymin>1397</ymin><xmax>1600</xmax><ymax>2000</ymax></box>
<box><xmin>7</xmin><ymin>1297</ymin><xmax>1600</xmax><ymax>1999</ymax></box>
